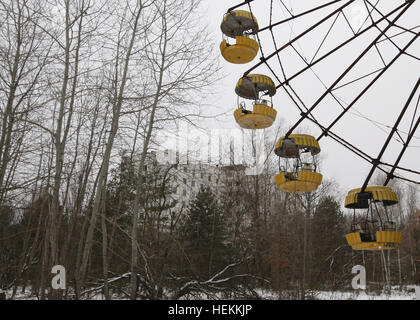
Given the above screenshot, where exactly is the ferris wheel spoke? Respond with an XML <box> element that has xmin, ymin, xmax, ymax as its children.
<box><xmin>310</xmin><ymin>11</ymin><xmax>341</xmax><ymax>64</ymax></box>
<box><xmin>384</xmin><ymin>84</ymin><xmax>420</xmax><ymax>185</ymax></box>
<box><xmin>364</xmin><ymin>0</ymin><xmax>419</xmax><ymax>36</ymax></box>
<box><xmin>356</xmin><ymin>0</ymin><xmax>380</xmax><ymax>34</ymax></box>
<box><xmin>274</xmin><ymin>1</ymin><xmax>409</xmax><ymax>90</ymax></box>
<box><xmin>331</xmin><ymin>68</ymin><xmax>383</xmax><ymax>91</ymax></box>
<box><xmin>258</xmin><ymin>0</ymin><xmax>343</xmax><ymax>33</ymax></box>
<box><xmin>377</xmin><ymin>24</ymin><xmax>420</xmax><ymax>44</ymax></box>
<box><xmin>317</xmin><ymin>32</ymin><xmax>419</xmax><ymax>140</ymax></box>
<box><xmin>285</xmin><ymin>1</ymin><xmax>415</xmax><ymax>138</ymax></box>
<box><xmin>227</xmin><ymin>0</ymin><xmax>255</xmax><ymax>13</ymax></box>
<box><xmin>243</xmin><ymin>0</ymin><xmax>356</xmax><ymax>77</ymax></box>
<box><xmin>361</xmin><ymin>78</ymin><xmax>420</xmax><ymax>190</ymax></box>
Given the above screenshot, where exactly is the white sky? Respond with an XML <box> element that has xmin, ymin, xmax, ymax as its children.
<box><xmin>196</xmin><ymin>0</ymin><xmax>420</xmax><ymax>196</ymax></box>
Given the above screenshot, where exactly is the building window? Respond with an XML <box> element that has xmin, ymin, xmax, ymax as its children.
<box><xmin>192</xmin><ymin>181</ymin><xmax>195</xmax><ymax>187</ymax></box>
<box><xmin>144</xmin><ymin>165</ymin><xmax>147</xmax><ymax>172</ymax></box>
<box><xmin>183</xmin><ymin>178</ymin><xmax>187</xmax><ymax>184</ymax></box>
<box><xmin>208</xmin><ymin>175</ymin><xmax>211</xmax><ymax>182</ymax></box>
<box><xmin>183</xmin><ymin>189</ymin><xmax>187</xmax><ymax>196</ymax></box>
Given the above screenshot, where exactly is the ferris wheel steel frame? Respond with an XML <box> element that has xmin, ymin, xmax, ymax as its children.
<box><xmin>225</xmin><ymin>0</ymin><xmax>420</xmax><ymax>186</ymax></box>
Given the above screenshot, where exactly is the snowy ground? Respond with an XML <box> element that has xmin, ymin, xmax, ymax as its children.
<box><xmin>3</xmin><ymin>286</ymin><xmax>419</xmax><ymax>300</ymax></box>
<box><xmin>312</xmin><ymin>288</ymin><xmax>417</xmax><ymax>300</ymax></box>
<box><xmin>256</xmin><ymin>286</ymin><xmax>420</xmax><ymax>300</ymax></box>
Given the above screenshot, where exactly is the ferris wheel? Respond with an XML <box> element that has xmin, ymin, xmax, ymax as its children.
<box><xmin>219</xmin><ymin>0</ymin><xmax>420</xmax><ymax>251</ymax></box>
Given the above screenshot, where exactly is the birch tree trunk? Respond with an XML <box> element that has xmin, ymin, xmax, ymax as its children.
<box><xmin>129</xmin><ymin>7</ymin><xmax>167</xmax><ymax>298</ymax></box>
<box><xmin>127</xmin><ymin>0</ymin><xmax>219</xmax><ymax>299</ymax></box>
<box><xmin>78</xmin><ymin>0</ymin><xmax>148</xmax><ymax>289</ymax></box>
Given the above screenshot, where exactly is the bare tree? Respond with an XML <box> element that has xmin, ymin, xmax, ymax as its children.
<box><xmin>0</xmin><ymin>0</ymin><xmax>52</xmax><ymax>204</ymax></box>
<box><xmin>126</xmin><ymin>0</ymin><xmax>219</xmax><ymax>299</ymax></box>
<box><xmin>77</xmin><ymin>0</ymin><xmax>154</xmax><ymax>291</ymax></box>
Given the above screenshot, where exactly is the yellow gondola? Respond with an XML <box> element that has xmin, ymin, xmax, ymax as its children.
<box><xmin>344</xmin><ymin>186</ymin><xmax>403</xmax><ymax>251</ymax></box>
<box><xmin>274</xmin><ymin>134</ymin><xmax>322</xmax><ymax>193</ymax></box>
<box><xmin>221</xmin><ymin>10</ymin><xmax>259</xmax><ymax>37</ymax></box>
<box><xmin>274</xmin><ymin>134</ymin><xmax>321</xmax><ymax>158</ymax></box>
<box><xmin>274</xmin><ymin>170</ymin><xmax>323</xmax><ymax>193</ymax></box>
<box><xmin>235</xmin><ymin>74</ymin><xmax>276</xmax><ymax>100</ymax></box>
<box><xmin>234</xmin><ymin>101</ymin><xmax>277</xmax><ymax>129</ymax></box>
<box><xmin>220</xmin><ymin>37</ymin><xmax>259</xmax><ymax>64</ymax></box>
<box><xmin>220</xmin><ymin>10</ymin><xmax>259</xmax><ymax>64</ymax></box>
<box><xmin>233</xmin><ymin>74</ymin><xmax>277</xmax><ymax>129</ymax></box>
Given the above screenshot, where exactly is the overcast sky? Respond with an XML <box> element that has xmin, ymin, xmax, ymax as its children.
<box><xmin>195</xmin><ymin>0</ymin><xmax>420</xmax><ymax>197</ymax></box>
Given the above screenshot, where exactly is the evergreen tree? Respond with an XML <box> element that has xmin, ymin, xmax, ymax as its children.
<box><xmin>180</xmin><ymin>186</ymin><xmax>229</xmax><ymax>278</ymax></box>
<box><xmin>310</xmin><ymin>195</ymin><xmax>347</xmax><ymax>289</ymax></box>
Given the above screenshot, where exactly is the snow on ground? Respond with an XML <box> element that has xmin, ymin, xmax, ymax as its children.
<box><xmin>3</xmin><ymin>286</ymin><xmax>419</xmax><ymax>300</ymax></box>
<box><xmin>256</xmin><ymin>285</ymin><xmax>419</xmax><ymax>300</ymax></box>
<box><xmin>313</xmin><ymin>289</ymin><xmax>416</xmax><ymax>300</ymax></box>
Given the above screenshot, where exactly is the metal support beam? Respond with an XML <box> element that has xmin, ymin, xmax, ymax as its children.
<box><xmin>258</xmin><ymin>0</ymin><xmax>342</xmax><ymax>33</ymax></box>
<box><xmin>284</xmin><ymin>0</ymin><xmax>414</xmax><ymax>138</ymax></box>
<box><xmin>243</xmin><ymin>0</ymin><xmax>356</xmax><ymax>76</ymax></box>
<box><xmin>317</xmin><ymin>32</ymin><xmax>420</xmax><ymax>140</ymax></box>
<box><xmin>275</xmin><ymin>2</ymin><xmax>408</xmax><ymax>89</ymax></box>
<box><xmin>361</xmin><ymin>78</ymin><xmax>420</xmax><ymax>191</ymax></box>
<box><xmin>365</xmin><ymin>0</ymin><xmax>418</xmax><ymax>36</ymax></box>
<box><xmin>227</xmin><ymin>0</ymin><xmax>254</xmax><ymax>13</ymax></box>
<box><xmin>384</xmin><ymin>81</ymin><xmax>420</xmax><ymax>186</ymax></box>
